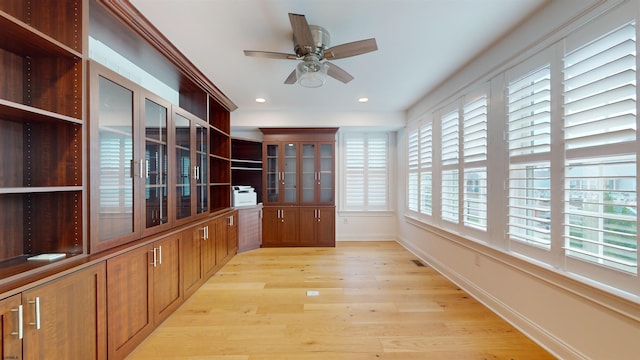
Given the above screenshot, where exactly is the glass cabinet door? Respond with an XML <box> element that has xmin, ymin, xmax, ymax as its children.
<box><xmin>195</xmin><ymin>121</ymin><xmax>208</xmax><ymax>214</ymax></box>
<box><xmin>174</xmin><ymin>113</ymin><xmax>192</xmax><ymax>220</ymax></box>
<box><xmin>96</xmin><ymin>75</ymin><xmax>137</xmax><ymax>243</ymax></box>
<box><xmin>319</xmin><ymin>143</ymin><xmax>334</xmax><ymax>203</ymax></box>
<box><xmin>300</xmin><ymin>142</ymin><xmax>334</xmax><ymax>204</ymax></box>
<box><xmin>283</xmin><ymin>143</ymin><xmax>297</xmax><ymax>203</ymax></box>
<box><xmin>143</xmin><ymin>97</ymin><xmax>169</xmax><ymax>231</ymax></box>
<box><xmin>301</xmin><ymin>144</ymin><xmax>316</xmax><ymax>202</ymax></box>
<box><xmin>265</xmin><ymin>144</ymin><xmax>280</xmax><ymax>203</ymax></box>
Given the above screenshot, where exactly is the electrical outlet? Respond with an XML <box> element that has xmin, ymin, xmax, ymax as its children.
<box><xmin>343</xmin><ymin>218</ymin><xmax>348</xmax><ymax>224</ymax></box>
<box><xmin>306</xmin><ymin>290</ymin><xmax>320</xmax><ymax>296</ymax></box>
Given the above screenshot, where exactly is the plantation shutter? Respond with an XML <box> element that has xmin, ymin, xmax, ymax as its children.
<box><xmin>441</xmin><ymin>108</ymin><xmax>459</xmax><ymax>223</ymax></box>
<box><xmin>344</xmin><ymin>133</ymin><xmax>389</xmax><ymax>211</ymax></box>
<box><xmin>507</xmin><ymin>64</ymin><xmax>552</xmax><ymax>249</ymax></box>
<box><xmin>419</xmin><ymin>123</ymin><xmax>433</xmax><ymax>215</ymax></box>
<box><xmin>462</xmin><ymin>94</ymin><xmax>488</xmax><ymax>230</ymax></box>
<box><xmin>407</xmin><ymin>129</ymin><xmax>419</xmax><ymax>212</ymax></box>
<box><xmin>563</xmin><ymin>21</ymin><xmax>637</xmax><ymax>274</ymax></box>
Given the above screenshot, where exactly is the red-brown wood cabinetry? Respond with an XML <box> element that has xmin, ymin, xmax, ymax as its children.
<box><xmin>0</xmin><ymin>263</ymin><xmax>107</xmax><ymax>360</ymax></box>
<box><xmin>106</xmin><ymin>233</ymin><xmax>182</xmax><ymax>360</ymax></box>
<box><xmin>260</xmin><ymin>128</ymin><xmax>337</xmax><ymax>247</ymax></box>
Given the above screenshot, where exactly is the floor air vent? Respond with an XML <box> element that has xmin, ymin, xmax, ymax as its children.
<box><xmin>411</xmin><ymin>259</ymin><xmax>425</xmax><ymax>267</ymax></box>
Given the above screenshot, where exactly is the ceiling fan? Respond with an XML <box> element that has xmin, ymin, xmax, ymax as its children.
<box><xmin>243</xmin><ymin>13</ymin><xmax>378</xmax><ymax>88</ymax></box>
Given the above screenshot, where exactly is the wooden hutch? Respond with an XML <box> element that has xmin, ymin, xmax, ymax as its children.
<box><xmin>260</xmin><ymin>128</ymin><xmax>338</xmax><ymax>247</ymax></box>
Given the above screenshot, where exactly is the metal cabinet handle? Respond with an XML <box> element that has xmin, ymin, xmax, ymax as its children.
<box><xmin>11</xmin><ymin>305</ymin><xmax>23</xmax><ymax>339</ymax></box>
<box><xmin>228</xmin><ymin>215</ymin><xmax>234</xmax><ymax>226</ymax></box>
<box><xmin>151</xmin><ymin>247</ymin><xmax>157</xmax><ymax>267</ymax></box>
<box><xmin>158</xmin><ymin>245</ymin><xmax>163</xmax><ymax>265</ymax></box>
<box><xmin>28</xmin><ymin>297</ymin><xmax>40</xmax><ymax>330</ymax></box>
<box><xmin>317</xmin><ymin>209</ymin><xmax>321</xmax><ymax>222</ymax></box>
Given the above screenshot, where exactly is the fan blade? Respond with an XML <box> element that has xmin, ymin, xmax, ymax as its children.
<box><xmin>289</xmin><ymin>13</ymin><xmax>315</xmax><ymax>55</ymax></box>
<box><xmin>244</xmin><ymin>50</ymin><xmax>298</xmax><ymax>60</ymax></box>
<box><xmin>326</xmin><ymin>62</ymin><xmax>354</xmax><ymax>83</ymax></box>
<box><xmin>324</xmin><ymin>38</ymin><xmax>378</xmax><ymax>60</ymax></box>
<box><xmin>284</xmin><ymin>69</ymin><xmax>297</xmax><ymax>84</ymax></box>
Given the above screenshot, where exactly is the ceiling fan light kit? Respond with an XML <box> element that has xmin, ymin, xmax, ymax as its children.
<box><xmin>296</xmin><ymin>56</ymin><xmax>328</xmax><ymax>88</ymax></box>
<box><xmin>244</xmin><ymin>13</ymin><xmax>378</xmax><ymax>88</ymax></box>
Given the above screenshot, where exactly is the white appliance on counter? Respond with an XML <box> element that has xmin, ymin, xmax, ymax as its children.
<box><xmin>232</xmin><ymin>186</ymin><xmax>257</xmax><ymax>207</ymax></box>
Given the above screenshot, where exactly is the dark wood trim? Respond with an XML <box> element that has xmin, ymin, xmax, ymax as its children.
<box><xmin>95</xmin><ymin>0</ymin><xmax>237</xmax><ymax>112</ymax></box>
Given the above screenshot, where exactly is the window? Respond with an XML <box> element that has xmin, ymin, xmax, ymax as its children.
<box><xmin>404</xmin><ymin>1</ymin><xmax>638</xmax><ymax>296</ymax></box>
<box><xmin>563</xmin><ymin>20</ymin><xmax>637</xmax><ymax>275</ymax></box>
<box><xmin>507</xmin><ymin>63</ymin><xmax>552</xmax><ymax>250</ymax></box>
<box><xmin>462</xmin><ymin>94</ymin><xmax>488</xmax><ymax>230</ymax></box>
<box><xmin>419</xmin><ymin>122</ymin><xmax>433</xmax><ymax>216</ymax></box>
<box><xmin>441</xmin><ymin>107</ymin><xmax>460</xmax><ymax>223</ymax></box>
<box><xmin>407</xmin><ymin>129</ymin><xmax>419</xmax><ymax>212</ymax></box>
<box><xmin>343</xmin><ymin>132</ymin><xmax>391</xmax><ymax>211</ymax></box>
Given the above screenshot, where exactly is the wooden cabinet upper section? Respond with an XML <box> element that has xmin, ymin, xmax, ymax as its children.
<box><xmin>260</xmin><ymin>128</ymin><xmax>338</xmax><ymax>206</ymax></box>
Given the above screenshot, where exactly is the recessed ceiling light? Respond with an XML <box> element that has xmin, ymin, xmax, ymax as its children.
<box><xmin>255</xmin><ymin>97</ymin><xmax>266</xmax><ymax>103</ymax></box>
<box><xmin>358</xmin><ymin>97</ymin><xmax>369</xmax><ymax>103</ymax></box>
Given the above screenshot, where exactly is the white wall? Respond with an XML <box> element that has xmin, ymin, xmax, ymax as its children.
<box><xmin>398</xmin><ymin>1</ymin><xmax>640</xmax><ymax>359</ymax></box>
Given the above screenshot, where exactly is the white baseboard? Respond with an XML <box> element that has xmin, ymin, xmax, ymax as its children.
<box><xmin>396</xmin><ymin>236</ymin><xmax>587</xmax><ymax>360</ymax></box>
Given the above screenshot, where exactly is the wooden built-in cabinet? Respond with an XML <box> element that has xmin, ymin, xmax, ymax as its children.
<box><xmin>106</xmin><ymin>233</ymin><xmax>182</xmax><ymax>359</ymax></box>
<box><xmin>260</xmin><ymin>128</ymin><xmax>338</xmax><ymax>247</ymax></box>
<box><xmin>0</xmin><ymin>263</ymin><xmax>107</xmax><ymax>360</ymax></box>
<box><xmin>0</xmin><ymin>0</ymin><xmax>85</xmax><ymax>279</ymax></box>
<box><xmin>182</xmin><ymin>210</ymin><xmax>238</xmax><ymax>298</ymax></box>
<box><xmin>1</xmin><ymin>0</ymin><xmax>238</xmax><ymax>359</ymax></box>
<box><xmin>237</xmin><ymin>204</ymin><xmax>263</xmax><ymax>252</ymax></box>
<box><xmin>231</xmin><ymin>138</ymin><xmax>263</xmax><ymax>203</ymax></box>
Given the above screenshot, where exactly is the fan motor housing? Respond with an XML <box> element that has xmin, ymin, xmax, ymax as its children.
<box><xmin>294</xmin><ymin>25</ymin><xmax>330</xmax><ymax>57</ymax></box>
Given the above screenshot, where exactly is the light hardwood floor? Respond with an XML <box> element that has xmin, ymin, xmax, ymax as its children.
<box><xmin>127</xmin><ymin>241</ymin><xmax>555</xmax><ymax>359</ymax></box>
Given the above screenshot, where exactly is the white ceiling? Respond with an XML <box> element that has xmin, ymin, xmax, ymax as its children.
<box><xmin>130</xmin><ymin>0</ymin><xmax>546</xmax><ymax>118</ymax></box>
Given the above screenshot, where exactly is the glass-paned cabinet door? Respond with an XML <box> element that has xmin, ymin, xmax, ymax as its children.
<box><xmin>96</xmin><ymin>75</ymin><xmax>136</xmax><ymax>242</ymax></box>
<box><xmin>283</xmin><ymin>143</ymin><xmax>297</xmax><ymax>203</ymax></box>
<box><xmin>143</xmin><ymin>97</ymin><xmax>169</xmax><ymax>231</ymax></box>
<box><xmin>265</xmin><ymin>144</ymin><xmax>279</xmax><ymax>203</ymax></box>
<box><xmin>302</xmin><ymin>144</ymin><xmax>316</xmax><ymax>202</ymax></box>
<box><xmin>195</xmin><ymin>121</ymin><xmax>208</xmax><ymax>214</ymax></box>
<box><xmin>175</xmin><ymin>113</ymin><xmax>192</xmax><ymax>220</ymax></box>
<box><xmin>319</xmin><ymin>143</ymin><xmax>334</xmax><ymax>202</ymax></box>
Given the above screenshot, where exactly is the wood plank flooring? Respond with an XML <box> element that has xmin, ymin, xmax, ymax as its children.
<box><xmin>127</xmin><ymin>241</ymin><xmax>555</xmax><ymax>359</ymax></box>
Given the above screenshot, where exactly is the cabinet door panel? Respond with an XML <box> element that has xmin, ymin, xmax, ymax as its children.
<box><xmin>261</xmin><ymin>208</ymin><xmax>280</xmax><ymax>247</ymax></box>
<box><xmin>216</xmin><ymin>216</ymin><xmax>229</xmax><ymax>265</ymax></box>
<box><xmin>142</xmin><ymin>95</ymin><xmax>170</xmax><ymax>235</ymax></box>
<box><xmin>23</xmin><ymin>263</ymin><xmax>106</xmax><ymax>360</ymax></box>
<box><xmin>264</xmin><ymin>144</ymin><xmax>280</xmax><ymax>204</ymax></box>
<box><xmin>283</xmin><ymin>143</ymin><xmax>297</xmax><ymax>203</ymax></box>
<box><xmin>107</xmin><ymin>246</ymin><xmax>153</xmax><ymax>359</ymax></box>
<box><xmin>228</xmin><ymin>212</ymin><xmax>238</xmax><ymax>255</ymax></box>
<box><xmin>202</xmin><ymin>221</ymin><xmax>217</xmax><ymax>278</ymax></box>
<box><xmin>90</xmin><ymin>67</ymin><xmax>142</xmax><ymax>252</ymax></box>
<box><xmin>0</xmin><ymin>294</ymin><xmax>22</xmax><ymax>360</ymax></box>
<box><xmin>299</xmin><ymin>207</ymin><xmax>317</xmax><ymax>246</ymax></box>
<box><xmin>318</xmin><ymin>143</ymin><xmax>334</xmax><ymax>204</ymax></box>
<box><xmin>195</xmin><ymin>122</ymin><xmax>208</xmax><ymax>214</ymax></box>
<box><xmin>316</xmin><ymin>207</ymin><xmax>336</xmax><ymax>246</ymax></box>
<box><xmin>174</xmin><ymin>113</ymin><xmax>192</xmax><ymax>221</ymax></box>
<box><xmin>301</xmin><ymin>144</ymin><xmax>316</xmax><ymax>203</ymax></box>
<box><xmin>154</xmin><ymin>235</ymin><xmax>182</xmax><ymax>324</ymax></box>
<box><xmin>182</xmin><ymin>226</ymin><xmax>203</xmax><ymax>298</ymax></box>
<box><xmin>280</xmin><ymin>208</ymin><xmax>299</xmax><ymax>246</ymax></box>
